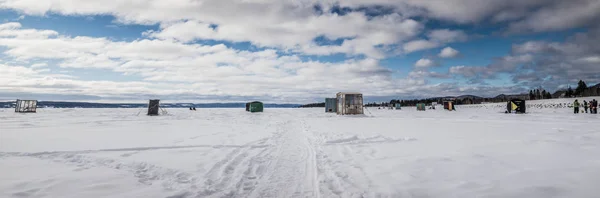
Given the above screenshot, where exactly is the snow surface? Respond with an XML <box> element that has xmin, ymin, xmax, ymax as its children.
<box><xmin>1</xmin><ymin>97</ymin><xmax>600</xmax><ymax>198</ymax></box>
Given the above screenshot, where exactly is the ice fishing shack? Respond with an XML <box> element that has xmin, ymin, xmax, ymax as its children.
<box><xmin>15</xmin><ymin>99</ymin><xmax>38</xmax><ymax>113</ymax></box>
<box><xmin>246</xmin><ymin>101</ymin><xmax>264</xmax><ymax>113</ymax></box>
<box><xmin>336</xmin><ymin>92</ymin><xmax>364</xmax><ymax>115</ymax></box>
<box><xmin>507</xmin><ymin>99</ymin><xmax>526</xmax><ymax>113</ymax></box>
<box><xmin>325</xmin><ymin>98</ymin><xmax>337</xmax><ymax>113</ymax></box>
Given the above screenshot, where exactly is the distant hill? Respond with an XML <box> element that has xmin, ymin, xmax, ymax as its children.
<box><xmin>0</xmin><ymin>101</ymin><xmax>300</xmax><ymax>108</ymax></box>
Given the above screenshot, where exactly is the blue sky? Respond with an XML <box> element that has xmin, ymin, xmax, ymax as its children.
<box><xmin>1</xmin><ymin>0</ymin><xmax>599</xmax><ymax>103</ymax></box>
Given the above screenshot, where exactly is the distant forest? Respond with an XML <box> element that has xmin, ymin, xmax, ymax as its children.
<box><xmin>300</xmin><ymin>80</ymin><xmax>600</xmax><ymax>108</ymax></box>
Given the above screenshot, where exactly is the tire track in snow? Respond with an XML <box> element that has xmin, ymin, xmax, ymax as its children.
<box><xmin>249</xmin><ymin>118</ymin><xmax>320</xmax><ymax>198</ymax></box>
<box><xmin>0</xmin><ymin>138</ymin><xmax>273</xmax><ymax>198</ymax></box>
<box><xmin>311</xmin><ymin>130</ymin><xmax>379</xmax><ymax>197</ymax></box>
<box><xmin>196</xmin><ymin>137</ymin><xmax>271</xmax><ymax>197</ymax></box>
<box><xmin>1</xmin><ymin>144</ymin><xmax>269</xmax><ymax>156</ymax></box>
<box><xmin>0</xmin><ymin>152</ymin><xmax>201</xmax><ymax>192</ymax></box>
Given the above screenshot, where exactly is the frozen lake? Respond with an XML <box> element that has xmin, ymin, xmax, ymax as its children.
<box><xmin>1</xmin><ymin>98</ymin><xmax>600</xmax><ymax>198</ymax></box>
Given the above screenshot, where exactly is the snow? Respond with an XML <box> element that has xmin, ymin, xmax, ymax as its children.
<box><xmin>1</xmin><ymin>98</ymin><xmax>600</xmax><ymax>198</ymax></box>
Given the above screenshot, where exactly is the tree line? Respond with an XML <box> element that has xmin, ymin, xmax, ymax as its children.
<box><xmin>300</xmin><ymin>80</ymin><xmax>597</xmax><ymax>108</ymax></box>
<box><xmin>529</xmin><ymin>89</ymin><xmax>552</xmax><ymax>100</ymax></box>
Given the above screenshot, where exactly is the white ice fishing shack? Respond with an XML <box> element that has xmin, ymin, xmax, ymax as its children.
<box><xmin>336</xmin><ymin>92</ymin><xmax>364</xmax><ymax>115</ymax></box>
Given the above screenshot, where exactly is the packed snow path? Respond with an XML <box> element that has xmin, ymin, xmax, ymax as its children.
<box><xmin>1</xmin><ymin>100</ymin><xmax>600</xmax><ymax>198</ymax></box>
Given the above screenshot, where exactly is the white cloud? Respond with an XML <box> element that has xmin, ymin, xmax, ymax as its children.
<box><xmin>0</xmin><ymin>0</ymin><xmax>598</xmax><ymax>100</ymax></box>
<box><xmin>428</xmin><ymin>29</ymin><xmax>467</xmax><ymax>43</ymax></box>
<box><xmin>408</xmin><ymin>70</ymin><xmax>450</xmax><ymax>79</ymax></box>
<box><xmin>414</xmin><ymin>58</ymin><xmax>437</xmax><ymax>68</ymax></box>
<box><xmin>507</xmin><ymin>0</ymin><xmax>600</xmax><ymax>33</ymax></box>
<box><xmin>1</xmin><ymin>0</ymin><xmax>597</xmax><ymax>35</ymax></box>
<box><xmin>403</xmin><ymin>40</ymin><xmax>439</xmax><ymax>53</ymax></box>
<box><xmin>145</xmin><ymin>14</ymin><xmax>423</xmax><ymax>59</ymax></box>
<box><xmin>439</xmin><ymin>47</ymin><xmax>460</xmax><ymax>58</ymax></box>
<box><xmin>402</xmin><ymin>29</ymin><xmax>467</xmax><ymax>53</ymax></box>
<box><xmin>30</xmin><ymin>63</ymin><xmax>47</xmax><ymax>68</ymax></box>
<box><xmin>577</xmin><ymin>56</ymin><xmax>600</xmax><ymax>64</ymax></box>
<box><xmin>0</xmin><ymin>22</ymin><xmax>418</xmax><ymax>103</ymax></box>
<box><xmin>0</xmin><ymin>22</ymin><xmax>514</xmax><ymax>102</ymax></box>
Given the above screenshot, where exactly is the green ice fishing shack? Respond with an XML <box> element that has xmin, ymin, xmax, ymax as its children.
<box><xmin>246</xmin><ymin>101</ymin><xmax>264</xmax><ymax>113</ymax></box>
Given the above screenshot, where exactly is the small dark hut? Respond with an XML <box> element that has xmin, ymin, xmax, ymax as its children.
<box><xmin>147</xmin><ymin>99</ymin><xmax>160</xmax><ymax>116</ymax></box>
<box><xmin>416</xmin><ymin>103</ymin><xmax>426</xmax><ymax>111</ymax></box>
<box><xmin>246</xmin><ymin>101</ymin><xmax>264</xmax><ymax>113</ymax></box>
<box><xmin>507</xmin><ymin>99</ymin><xmax>526</xmax><ymax>113</ymax></box>
<box><xmin>443</xmin><ymin>101</ymin><xmax>456</xmax><ymax>111</ymax></box>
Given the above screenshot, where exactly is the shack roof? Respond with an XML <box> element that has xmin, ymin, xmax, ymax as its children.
<box><xmin>337</xmin><ymin>92</ymin><xmax>362</xmax><ymax>95</ymax></box>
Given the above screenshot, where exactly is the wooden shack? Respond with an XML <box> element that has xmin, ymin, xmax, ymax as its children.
<box><xmin>325</xmin><ymin>98</ymin><xmax>337</xmax><ymax>113</ymax></box>
<box><xmin>336</xmin><ymin>92</ymin><xmax>364</xmax><ymax>115</ymax></box>
<box><xmin>15</xmin><ymin>99</ymin><xmax>37</xmax><ymax>113</ymax></box>
<box><xmin>147</xmin><ymin>99</ymin><xmax>160</xmax><ymax>116</ymax></box>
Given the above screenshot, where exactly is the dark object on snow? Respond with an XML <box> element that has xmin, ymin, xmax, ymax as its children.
<box><xmin>443</xmin><ymin>101</ymin><xmax>456</xmax><ymax>111</ymax></box>
<box><xmin>506</xmin><ymin>99</ymin><xmax>525</xmax><ymax>114</ymax></box>
<box><xmin>592</xmin><ymin>99</ymin><xmax>598</xmax><ymax>114</ymax></box>
<box><xmin>394</xmin><ymin>103</ymin><xmax>401</xmax><ymax>110</ymax></box>
<box><xmin>246</xmin><ymin>101</ymin><xmax>263</xmax><ymax>113</ymax></box>
<box><xmin>325</xmin><ymin>98</ymin><xmax>337</xmax><ymax>113</ymax></box>
<box><xmin>15</xmin><ymin>99</ymin><xmax>37</xmax><ymax>113</ymax></box>
<box><xmin>193</xmin><ymin>107</ymin><xmax>196</xmax><ymax>111</ymax></box>
<box><xmin>416</xmin><ymin>103</ymin><xmax>426</xmax><ymax>111</ymax></box>
<box><xmin>147</xmin><ymin>99</ymin><xmax>160</xmax><ymax>116</ymax></box>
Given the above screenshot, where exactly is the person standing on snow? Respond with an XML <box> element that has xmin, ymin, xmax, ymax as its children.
<box><xmin>574</xmin><ymin>99</ymin><xmax>580</xmax><ymax>114</ymax></box>
<box><xmin>593</xmin><ymin>99</ymin><xmax>598</xmax><ymax>114</ymax></box>
<box><xmin>584</xmin><ymin>100</ymin><xmax>588</xmax><ymax>113</ymax></box>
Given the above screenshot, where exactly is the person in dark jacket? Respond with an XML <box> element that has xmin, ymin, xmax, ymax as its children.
<box><xmin>584</xmin><ymin>100</ymin><xmax>588</xmax><ymax>113</ymax></box>
<box><xmin>593</xmin><ymin>99</ymin><xmax>598</xmax><ymax>114</ymax></box>
<box><xmin>574</xmin><ymin>99</ymin><xmax>580</xmax><ymax>114</ymax></box>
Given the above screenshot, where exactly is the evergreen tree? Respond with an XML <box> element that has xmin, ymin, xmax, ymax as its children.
<box><xmin>566</xmin><ymin>86</ymin><xmax>573</xmax><ymax>97</ymax></box>
<box><xmin>529</xmin><ymin>90</ymin><xmax>534</xmax><ymax>100</ymax></box>
<box><xmin>575</xmin><ymin>80</ymin><xmax>588</xmax><ymax>96</ymax></box>
<box><xmin>542</xmin><ymin>90</ymin><xmax>547</xmax><ymax>99</ymax></box>
<box><xmin>536</xmin><ymin>89</ymin><xmax>541</xmax><ymax>99</ymax></box>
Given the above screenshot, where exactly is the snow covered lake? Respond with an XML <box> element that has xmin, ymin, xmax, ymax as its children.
<box><xmin>1</xmin><ymin>98</ymin><xmax>600</xmax><ymax>198</ymax></box>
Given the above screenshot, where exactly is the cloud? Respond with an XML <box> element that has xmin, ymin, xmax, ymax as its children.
<box><xmin>1</xmin><ymin>0</ymin><xmax>599</xmax><ymax>100</ymax></box>
<box><xmin>439</xmin><ymin>47</ymin><xmax>460</xmax><ymax>58</ymax></box>
<box><xmin>0</xmin><ymin>22</ymin><xmax>423</xmax><ymax>103</ymax></box>
<box><xmin>1</xmin><ymin>0</ymin><xmax>597</xmax><ymax>35</ymax></box>
<box><xmin>403</xmin><ymin>29</ymin><xmax>467</xmax><ymax>53</ymax></box>
<box><xmin>408</xmin><ymin>70</ymin><xmax>450</xmax><ymax>79</ymax></box>
<box><xmin>30</xmin><ymin>63</ymin><xmax>47</xmax><ymax>68</ymax></box>
<box><xmin>428</xmin><ymin>29</ymin><xmax>467</xmax><ymax>43</ymax></box>
<box><xmin>414</xmin><ymin>58</ymin><xmax>438</xmax><ymax>68</ymax></box>
<box><xmin>145</xmin><ymin>13</ymin><xmax>423</xmax><ymax>59</ymax></box>
<box><xmin>507</xmin><ymin>0</ymin><xmax>600</xmax><ymax>33</ymax></box>
<box><xmin>0</xmin><ymin>22</ymin><xmax>527</xmax><ymax>101</ymax></box>
<box><xmin>449</xmin><ymin>27</ymin><xmax>600</xmax><ymax>90</ymax></box>
<box><xmin>403</xmin><ymin>39</ymin><xmax>438</xmax><ymax>53</ymax></box>
<box><xmin>448</xmin><ymin>54</ymin><xmax>534</xmax><ymax>84</ymax></box>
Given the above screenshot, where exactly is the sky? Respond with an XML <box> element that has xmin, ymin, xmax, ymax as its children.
<box><xmin>0</xmin><ymin>0</ymin><xmax>599</xmax><ymax>103</ymax></box>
